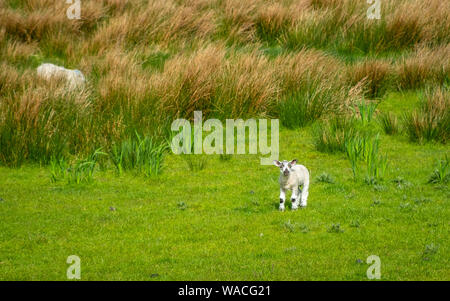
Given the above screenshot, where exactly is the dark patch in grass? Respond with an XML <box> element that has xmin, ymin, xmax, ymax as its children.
<box><xmin>279</xmin><ymin>88</ymin><xmax>337</xmax><ymax>129</ymax></box>
<box><xmin>379</xmin><ymin>112</ymin><xmax>399</xmax><ymax>135</ymax></box>
<box><xmin>177</xmin><ymin>202</ymin><xmax>187</xmax><ymax>210</ymax></box>
<box><xmin>142</xmin><ymin>52</ymin><xmax>171</xmax><ymax>72</ymax></box>
<box><xmin>316</xmin><ymin>172</ymin><xmax>335</xmax><ymax>184</ymax></box>
<box><xmin>234</xmin><ymin>200</ymin><xmax>268</xmax><ymax>214</ymax></box>
<box><xmin>299</xmin><ymin>224</ymin><xmax>309</xmax><ymax>233</ymax></box>
<box><xmin>428</xmin><ymin>156</ymin><xmax>450</xmax><ymax>185</ymax></box>
<box><xmin>327</xmin><ymin>223</ymin><xmax>344</xmax><ymax>233</ymax></box>
<box><xmin>399</xmin><ymin>202</ymin><xmax>413</xmax><ymax>212</ymax></box>
<box><xmin>373</xmin><ymin>184</ymin><xmax>387</xmax><ymax>192</ymax></box>
<box><xmin>350</xmin><ymin>220</ymin><xmax>360</xmax><ymax>228</ymax></box>
<box><xmin>393</xmin><ymin>176</ymin><xmax>412</xmax><ymax>189</ymax></box>
<box><xmin>260</xmin><ymin>46</ymin><xmax>284</xmax><ymax>58</ymax></box>
<box><xmin>364</xmin><ymin>177</ymin><xmax>379</xmax><ymax>186</ymax></box>
<box><xmin>219</xmin><ymin>153</ymin><xmax>232</xmax><ymax>161</ymax></box>
<box><xmin>285</xmin><ymin>247</ymin><xmax>297</xmax><ymax>253</ymax></box>
<box><xmin>282</xmin><ymin>220</ymin><xmax>295</xmax><ymax>233</ymax></box>
<box><xmin>413</xmin><ymin>197</ymin><xmax>432</xmax><ymax>205</ymax></box>
<box><xmin>183</xmin><ymin>155</ymin><xmax>207</xmax><ymax>172</ymax></box>
<box><xmin>371</xmin><ymin>199</ymin><xmax>381</xmax><ymax>206</ymax></box>
<box><xmin>422</xmin><ymin>243</ymin><xmax>439</xmax><ymax>261</ymax></box>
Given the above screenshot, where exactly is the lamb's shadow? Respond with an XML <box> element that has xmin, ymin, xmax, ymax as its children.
<box><xmin>273</xmin><ymin>201</ymin><xmax>294</xmax><ymax>210</ymax></box>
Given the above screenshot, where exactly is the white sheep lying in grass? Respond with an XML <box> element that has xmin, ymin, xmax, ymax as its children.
<box><xmin>37</xmin><ymin>63</ymin><xmax>85</xmax><ymax>89</ymax></box>
<box><xmin>273</xmin><ymin>159</ymin><xmax>310</xmax><ymax>211</ymax></box>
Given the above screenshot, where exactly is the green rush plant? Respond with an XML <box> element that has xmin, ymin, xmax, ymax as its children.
<box><xmin>428</xmin><ymin>155</ymin><xmax>450</xmax><ymax>184</ymax></box>
<box><xmin>50</xmin><ymin>148</ymin><xmax>106</xmax><ymax>184</ymax></box>
<box><xmin>379</xmin><ymin>112</ymin><xmax>399</xmax><ymax>135</ymax></box>
<box><xmin>109</xmin><ymin>132</ymin><xmax>168</xmax><ymax>177</ymax></box>
<box><xmin>352</xmin><ymin>100</ymin><xmax>378</xmax><ymax>126</ymax></box>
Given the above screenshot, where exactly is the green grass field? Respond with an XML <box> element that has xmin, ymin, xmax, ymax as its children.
<box><xmin>1</xmin><ymin>92</ymin><xmax>448</xmax><ymax>280</ymax></box>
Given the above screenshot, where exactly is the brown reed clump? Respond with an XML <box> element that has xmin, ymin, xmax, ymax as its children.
<box><xmin>404</xmin><ymin>87</ymin><xmax>449</xmax><ymax>144</ymax></box>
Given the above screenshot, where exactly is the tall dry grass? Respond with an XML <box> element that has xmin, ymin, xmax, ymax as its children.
<box><xmin>0</xmin><ymin>0</ymin><xmax>449</xmax><ymax>166</ymax></box>
<box><xmin>404</xmin><ymin>87</ymin><xmax>449</xmax><ymax>144</ymax></box>
<box><xmin>346</xmin><ymin>59</ymin><xmax>392</xmax><ymax>98</ymax></box>
<box><xmin>0</xmin><ymin>68</ymin><xmax>93</xmax><ymax>166</ymax></box>
<box><xmin>396</xmin><ymin>45</ymin><xmax>450</xmax><ymax>90</ymax></box>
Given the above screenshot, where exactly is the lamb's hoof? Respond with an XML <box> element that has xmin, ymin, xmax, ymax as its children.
<box><xmin>292</xmin><ymin>206</ymin><xmax>298</xmax><ymax>211</ymax></box>
<box><xmin>279</xmin><ymin>206</ymin><xmax>285</xmax><ymax>212</ymax></box>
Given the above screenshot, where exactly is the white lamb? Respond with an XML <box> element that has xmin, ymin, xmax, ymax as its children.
<box><xmin>37</xmin><ymin>63</ymin><xmax>85</xmax><ymax>89</ymax></box>
<box><xmin>273</xmin><ymin>159</ymin><xmax>310</xmax><ymax>211</ymax></box>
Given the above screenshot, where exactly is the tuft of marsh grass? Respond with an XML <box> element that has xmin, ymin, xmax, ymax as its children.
<box><xmin>283</xmin><ymin>220</ymin><xmax>296</xmax><ymax>233</ymax></box>
<box><xmin>219</xmin><ymin>153</ymin><xmax>232</xmax><ymax>161</ymax></box>
<box><xmin>254</xmin><ymin>3</ymin><xmax>292</xmax><ymax>43</ymax></box>
<box><xmin>0</xmin><ymin>79</ymin><xmax>93</xmax><ymax>167</ymax></box>
<box><xmin>422</xmin><ymin>243</ymin><xmax>439</xmax><ymax>261</ymax></box>
<box><xmin>313</xmin><ymin>100</ymin><xmax>378</xmax><ymax>154</ymax></box>
<box><xmin>350</xmin><ymin>220</ymin><xmax>360</xmax><ymax>228</ymax></box>
<box><xmin>428</xmin><ymin>155</ymin><xmax>450</xmax><ymax>184</ymax></box>
<box><xmin>327</xmin><ymin>223</ymin><xmax>344</xmax><ymax>233</ymax></box>
<box><xmin>50</xmin><ymin>148</ymin><xmax>106</xmax><ymax>184</ymax></box>
<box><xmin>183</xmin><ymin>155</ymin><xmax>208</xmax><ymax>172</ymax></box>
<box><xmin>392</xmin><ymin>176</ymin><xmax>412</xmax><ymax>189</ymax></box>
<box><xmin>177</xmin><ymin>201</ymin><xmax>188</xmax><ymax>210</ymax></box>
<box><xmin>109</xmin><ymin>133</ymin><xmax>168</xmax><ymax>177</ymax></box>
<box><xmin>404</xmin><ymin>87</ymin><xmax>449</xmax><ymax>144</ymax></box>
<box><xmin>278</xmin><ymin>84</ymin><xmax>341</xmax><ymax>129</ymax></box>
<box><xmin>352</xmin><ymin>100</ymin><xmax>378</xmax><ymax>126</ymax></box>
<box><xmin>313</xmin><ymin>116</ymin><xmax>357</xmax><ymax>153</ymax></box>
<box><xmin>315</xmin><ymin>172</ymin><xmax>335</xmax><ymax>184</ymax></box>
<box><xmin>283</xmin><ymin>220</ymin><xmax>310</xmax><ymax>233</ymax></box>
<box><xmin>396</xmin><ymin>45</ymin><xmax>450</xmax><ymax>90</ymax></box>
<box><xmin>346</xmin><ymin>59</ymin><xmax>392</xmax><ymax>98</ymax></box>
<box><xmin>379</xmin><ymin>112</ymin><xmax>399</xmax><ymax>135</ymax></box>
<box><xmin>346</xmin><ymin>134</ymin><xmax>388</xmax><ymax>182</ymax></box>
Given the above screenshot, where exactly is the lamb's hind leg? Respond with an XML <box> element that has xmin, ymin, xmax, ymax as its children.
<box><xmin>300</xmin><ymin>184</ymin><xmax>308</xmax><ymax>208</ymax></box>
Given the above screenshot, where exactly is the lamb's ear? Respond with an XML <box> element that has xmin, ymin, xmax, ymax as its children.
<box><xmin>290</xmin><ymin>159</ymin><xmax>297</xmax><ymax>166</ymax></box>
<box><xmin>273</xmin><ymin>160</ymin><xmax>281</xmax><ymax>167</ymax></box>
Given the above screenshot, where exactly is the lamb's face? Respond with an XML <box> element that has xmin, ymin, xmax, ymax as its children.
<box><xmin>274</xmin><ymin>159</ymin><xmax>297</xmax><ymax>176</ymax></box>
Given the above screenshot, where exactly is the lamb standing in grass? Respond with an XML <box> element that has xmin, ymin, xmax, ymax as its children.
<box><xmin>273</xmin><ymin>159</ymin><xmax>309</xmax><ymax>211</ymax></box>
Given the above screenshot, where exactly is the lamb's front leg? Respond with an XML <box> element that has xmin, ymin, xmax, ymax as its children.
<box><xmin>291</xmin><ymin>186</ymin><xmax>300</xmax><ymax>210</ymax></box>
<box><xmin>279</xmin><ymin>188</ymin><xmax>286</xmax><ymax>211</ymax></box>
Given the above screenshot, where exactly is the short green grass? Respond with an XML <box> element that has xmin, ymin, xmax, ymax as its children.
<box><xmin>1</xmin><ymin>122</ymin><xmax>448</xmax><ymax>280</ymax></box>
